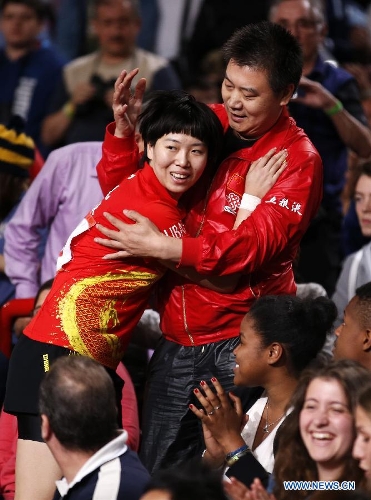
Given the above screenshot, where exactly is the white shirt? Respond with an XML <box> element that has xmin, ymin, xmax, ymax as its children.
<box><xmin>241</xmin><ymin>397</ymin><xmax>288</xmax><ymax>474</ymax></box>
<box><xmin>155</xmin><ymin>0</ymin><xmax>203</xmax><ymax>59</ymax></box>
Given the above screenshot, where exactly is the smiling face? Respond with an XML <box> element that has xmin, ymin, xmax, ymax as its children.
<box><xmin>147</xmin><ymin>133</ymin><xmax>208</xmax><ymax>200</ymax></box>
<box><xmin>299</xmin><ymin>378</ymin><xmax>354</xmax><ymax>480</ymax></box>
<box><xmin>353</xmin><ymin>406</ymin><xmax>371</xmax><ymax>487</ymax></box>
<box><xmin>233</xmin><ymin>314</ymin><xmax>269</xmax><ymax>387</ymax></box>
<box><xmin>221</xmin><ymin>60</ymin><xmax>293</xmax><ymax>140</ymax></box>
<box><xmin>355</xmin><ymin>174</ymin><xmax>371</xmax><ymax>238</ymax></box>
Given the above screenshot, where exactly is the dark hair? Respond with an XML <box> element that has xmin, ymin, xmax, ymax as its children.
<box><xmin>354</xmin><ymin>282</ymin><xmax>371</xmax><ymax>330</ymax></box>
<box><xmin>143</xmin><ymin>459</ymin><xmax>227</xmax><ymax>500</ymax></box>
<box><xmin>0</xmin><ymin>0</ymin><xmax>47</xmax><ymax>19</ymax></box>
<box><xmin>222</xmin><ymin>21</ymin><xmax>302</xmax><ymax>95</ymax></box>
<box><xmin>34</xmin><ymin>278</ymin><xmax>54</xmax><ymax>307</ymax></box>
<box><xmin>92</xmin><ymin>0</ymin><xmax>140</xmax><ymax>19</ymax></box>
<box><xmin>0</xmin><ymin>118</ymin><xmax>34</xmax><ymax>219</ymax></box>
<box><xmin>356</xmin><ymin>162</ymin><xmax>371</xmax><ymax>182</ymax></box>
<box><xmin>273</xmin><ymin>359</ymin><xmax>369</xmax><ymax>500</ymax></box>
<box><xmin>357</xmin><ymin>382</ymin><xmax>371</xmax><ymax>416</ymax></box>
<box><xmin>39</xmin><ymin>356</ymin><xmax>118</xmax><ymax>452</ymax></box>
<box><xmin>247</xmin><ymin>295</ymin><xmax>337</xmax><ymax>375</ymax></box>
<box><xmin>138</xmin><ymin>90</ymin><xmax>223</xmax><ymax>166</ymax></box>
<box><xmin>269</xmin><ymin>0</ymin><xmax>326</xmax><ymax>25</ymax></box>
<box><xmin>0</xmin><ymin>173</ymin><xmax>26</xmax><ymax>220</ymax></box>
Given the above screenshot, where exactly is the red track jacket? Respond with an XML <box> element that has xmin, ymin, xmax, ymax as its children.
<box><xmin>97</xmin><ymin>105</ymin><xmax>323</xmax><ymax>346</ymax></box>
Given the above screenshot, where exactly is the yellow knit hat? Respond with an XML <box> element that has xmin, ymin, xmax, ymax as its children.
<box><xmin>0</xmin><ymin>124</ymin><xmax>35</xmax><ymax>178</ymax></box>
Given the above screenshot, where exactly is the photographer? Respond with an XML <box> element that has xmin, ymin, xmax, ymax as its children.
<box><xmin>41</xmin><ymin>0</ymin><xmax>181</xmax><ymax>150</ymax></box>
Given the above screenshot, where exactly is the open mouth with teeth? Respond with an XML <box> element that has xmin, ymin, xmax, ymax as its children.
<box><xmin>171</xmin><ymin>173</ymin><xmax>189</xmax><ymax>180</ymax></box>
<box><xmin>311</xmin><ymin>432</ymin><xmax>333</xmax><ymax>440</ymax></box>
<box><xmin>308</xmin><ymin>431</ymin><xmax>338</xmax><ymax>448</ymax></box>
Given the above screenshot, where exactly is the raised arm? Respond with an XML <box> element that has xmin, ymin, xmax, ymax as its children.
<box><xmin>165</xmin><ymin>149</ymin><xmax>288</xmax><ymax>290</ymax></box>
<box><xmin>41</xmin><ymin>79</ymin><xmax>97</xmax><ymax>147</ymax></box>
<box><xmin>96</xmin><ymin>69</ymin><xmax>146</xmax><ymax>195</ymax></box>
<box><xmin>94</xmin><ymin>145</ymin><xmax>321</xmax><ymax>278</ymax></box>
<box><xmin>111</xmin><ymin>68</ymin><xmax>146</xmax><ymax>139</ymax></box>
<box><xmin>296</xmin><ymin>76</ymin><xmax>371</xmax><ymax>158</ymax></box>
<box><xmin>94</xmin><ymin>149</ymin><xmax>288</xmax><ymax>291</ymax></box>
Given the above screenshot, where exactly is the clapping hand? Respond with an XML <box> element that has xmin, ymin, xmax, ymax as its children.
<box><xmin>189</xmin><ymin>377</ymin><xmax>247</xmax><ymax>455</ymax></box>
<box><xmin>224</xmin><ymin>478</ymin><xmax>276</xmax><ymax>500</ymax></box>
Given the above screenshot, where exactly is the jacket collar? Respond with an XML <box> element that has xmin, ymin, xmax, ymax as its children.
<box><xmin>55</xmin><ymin>430</ymin><xmax>128</xmax><ymax>497</ymax></box>
<box><xmin>216</xmin><ymin>105</ymin><xmax>300</xmax><ymax>161</ymax></box>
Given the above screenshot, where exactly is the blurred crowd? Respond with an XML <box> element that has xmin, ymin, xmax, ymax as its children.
<box><xmin>2</xmin><ymin>1</ymin><xmax>371</xmax><ymax>500</ymax></box>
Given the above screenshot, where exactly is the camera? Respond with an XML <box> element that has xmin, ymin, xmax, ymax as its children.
<box><xmin>90</xmin><ymin>74</ymin><xmax>116</xmax><ymax>102</ymax></box>
<box><xmin>75</xmin><ymin>74</ymin><xmax>116</xmax><ymax>115</ymax></box>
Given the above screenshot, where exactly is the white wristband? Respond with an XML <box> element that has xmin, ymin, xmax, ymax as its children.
<box><xmin>239</xmin><ymin>193</ymin><xmax>261</xmax><ymax>211</ymax></box>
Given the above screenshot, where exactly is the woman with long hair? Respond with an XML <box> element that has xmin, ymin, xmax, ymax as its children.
<box><xmin>224</xmin><ymin>359</ymin><xmax>370</xmax><ymax>500</ymax></box>
<box><xmin>272</xmin><ymin>359</ymin><xmax>369</xmax><ymax>499</ymax></box>
<box><xmin>333</xmin><ymin>162</ymin><xmax>371</xmax><ymax>328</ymax></box>
<box><xmin>190</xmin><ymin>294</ymin><xmax>337</xmax><ymax>484</ymax></box>
<box><xmin>353</xmin><ymin>382</ymin><xmax>371</xmax><ymax>492</ymax></box>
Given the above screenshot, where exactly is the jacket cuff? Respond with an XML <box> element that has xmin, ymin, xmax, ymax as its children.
<box><xmin>179</xmin><ymin>237</ymin><xmax>203</xmax><ymax>267</ymax></box>
<box><xmin>104</xmin><ymin>123</ymin><xmax>137</xmax><ymax>155</ymax></box>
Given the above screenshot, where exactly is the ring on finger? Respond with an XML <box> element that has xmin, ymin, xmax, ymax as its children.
<box><xmin>207</xmin><ymin>410</ymin><xmax>214</xmax><ymax>416</ymax></box>
<box><xmin>214</xmin><ymin>405</ymin><xmax>221</xmax><ymax>410</ymax></box>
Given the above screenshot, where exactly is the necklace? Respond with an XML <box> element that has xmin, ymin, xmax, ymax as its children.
<box><xmin>234</xmin><ymin>131</ymin><xmax>262</xmax><ymax>142</ymax></box>
<box><xmin>263</xmin><ymin>400</ymin><xmax>285</xmax><ymax>434</ymax></box>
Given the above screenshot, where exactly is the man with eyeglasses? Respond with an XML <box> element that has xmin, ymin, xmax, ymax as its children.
<box><xmin>40</xmin><ymin>0</ymin><xmax>181</xmax><ymax>151</ymax></box>
<box><xmin>270</xmin><ymin>0</ymin><xmax>371</xmax><ymax>297</ymax></box>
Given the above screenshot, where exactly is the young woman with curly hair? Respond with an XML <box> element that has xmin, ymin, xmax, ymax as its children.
<box><xmin>225</xmin><ymin>359</ymin><xmax>371</xmax><ymax>500</ymax></box>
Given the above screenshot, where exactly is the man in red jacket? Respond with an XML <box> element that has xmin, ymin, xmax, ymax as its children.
<box><xmin>95</xmin><ymin>21</ymin><xmax>323</xmax><ymax>473</ymax></box>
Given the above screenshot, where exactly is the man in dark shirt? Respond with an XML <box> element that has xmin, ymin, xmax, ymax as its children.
<box><xmin>0</xmin><ymin>0</ymin><xmax>65</xmax><ymax>157</ymax></box>
<box><xmin>40</xmin><ymin>356</ymin><xmax>150</xmax><ymax>500</ymax></box>
<box><xmin>41</xmin><ymin>0</ymin><xmax>181</xmax><ymax>150</ymax></box>
<box><xmin>270</xmin><ymin>0</ymin><xmax>371</xmax><ymax>295</ymax></box>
